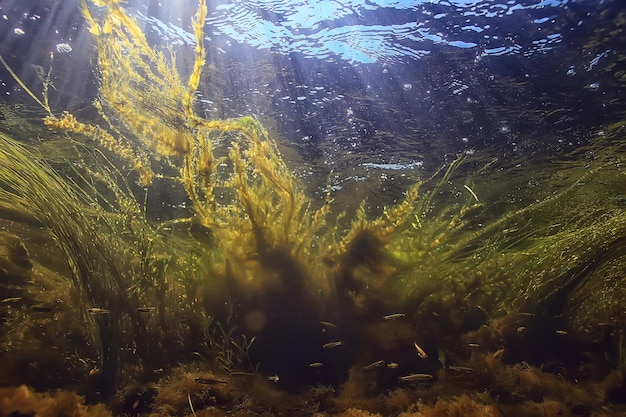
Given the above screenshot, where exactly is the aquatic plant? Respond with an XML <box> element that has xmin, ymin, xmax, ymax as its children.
<box><xmin>38</xmin><ymin>0</ymin><xmax>471</xmax><ymax>320</ymax></box>
<box><xmin>0</xmin><ymin>133</ymin><xmax>170</xmax><ymax>392</ymax></box>
<box><xmin>1</xmin><ymin>0</ymin><xmax>625</xmax><ymax>408</ymax></box>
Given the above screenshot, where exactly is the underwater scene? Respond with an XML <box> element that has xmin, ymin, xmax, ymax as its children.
<box><xmin>0</xmin><ymin>0</ymin><xmax>625</xmax><ymax>415</ymax></box>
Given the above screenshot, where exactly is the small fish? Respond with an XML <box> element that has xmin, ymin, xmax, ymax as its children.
<box><xmin>383</xmin><ymin>313</ymin><xmax>405</xmax><ymax>320</ymax></box>
<box><xmin>88</xmin><ymin>308</ymin><xmax>110</xmax><ymax>315</ymax></box>
<box><xmin>468</xmin><ymin>343</ymin><xmax>480</xmax><ymax>348</ymax></box>
<box><xmin>387</xmin><ymin>362</ymin><xmax>399</xmax><ymax>369</ymax></box>
<box><xmin>414</xmin><ymin>341</ymin><xmax>428</xmax><ymax>359</ymax></box>
<box><xmin>447</xmin><ymin>366</ymin><xmax>474</xmax><ymax>372</ymax></box>
<box><xmin>309</xmin><ymin>362</ymin><xmax>323</xmax><ymax>368</ymax></box>
<box><xmin>517</xmin><ymin>326</ymin><xmax>526</xmax><ymax>333</ymax></box>
<box><xmin>323</xmin><ymin>341</ymin><xmax>342</xmax><ymax>349</ymax></box>
<box><xmin>31</xmin><ymin>304</ymin><xmax>53</xmax><ymax>312</ymax></box>
<box><xmin>399</xmin><ymin>373</ymin><xmax>433</xmax><ymax>382</ymax></box>
<box><xmin>555</xmin><ymin>330</ymin><xmax>568</xmax><ymax>336</ymax></box>
<box><xmin>229</xmin><ymin>371</ymin><xmax>256</xmax><ymax>377</ymax></box>
<box><xmin>364</xmin><ymin>360</ymin><xmax>385</xmax><ymax>371</ymax></box>
<box><xmin>267</xmin><ymin>374</ymin><xmax>280</xmax><ymax>383</ymax></box>
<box><xmin>1</xmin><ymin>297</ymin><xmax>22</xmax><ymax>304</ymax></box>
<box><xmin>194</xmin><ymin>376</ymin><xmax>228</xmax><ymax>385</ymax></box>
<box><xmin>193</xmin><ymin>376</ymin><xmax>221</xmax><ymax>385</ymax></box>
<box><xmin>320</xmin><ymin>321</ymin><xmax>337</xmax><ymax>328</ymax></box>
<box><xmin>136</xmin><ymin>307</ymin><xmax>156</xmax><ymax>313</ymax></box>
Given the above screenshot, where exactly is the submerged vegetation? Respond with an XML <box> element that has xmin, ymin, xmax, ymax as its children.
<box><xmin>0</xmin><ymin>0</ymin><xmax>625</xmax><ymax>415</ymax></box>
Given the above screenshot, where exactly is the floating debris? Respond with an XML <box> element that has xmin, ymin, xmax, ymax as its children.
<box><xmin>399</xmin><ymin>373</ymin><xmax>433</xmax><ymax>382</ymax></box>
<box><xmin>136</xmin><ymin>307</ymin><xmax>156</xmax><ymax>313</ymax></box>
<box><xmin>468</xmin><ymin>343</ymin><xmax>480</xmax><ymax>348</ymax></box>
<box><xmin>414</xmin><ymin>341</ymin><xmax>428</xmax><ymax>359</ymax></box>
<box><xmin>438</xmin><ymin>349</ymin><xmax>447</xmax><ymax>365</ymax></box>
<box><xmin>0</xmin><ymin>297</ymin><xmax>22</xmax><ymax>303</ymax></box>
<box><xmin>320</xmin><ymin>321</ymin><xmax>337</xmax><ymax>328</ymax></box>
<box><xmin>323</xmin><ymin>341</ymin><xmax>342</xmax><ymax>349</ymax></box>
<box><xmin>364</xmin><ymin>360</ymin><xmax>385</xmax><ymax>371</ymax></box>
<box><xmin>556</xmin><ymin>330</ymin><xmax>568</xmax><ymax>335</ymax></box>
<box><xmin>387</xmin><ymin>362</ymin><xmax>399</xmax><ymax>369</ymax></box>
<box><xmin>463</xmin><ymin>184</ymin><xmax>479</xmax><ymax>202</ymax></box>
<box><xmin>493</xmin><ymin>348</ymin><xmax>505</xmax><ymax>359</ymax></box>
<box><xmin>383</xmin><ymin>313</ymin><xmax>406</xmax><ymax>320</ymax></box>
<box><xmin>309</xmin><ymin>362</ymin><xmax>323</xmax><ymax>368</ymax></box>
<box><xmin>267</xmin><ymin>374</ymin><xmax>280</xmax><ymax>383</ymax></box>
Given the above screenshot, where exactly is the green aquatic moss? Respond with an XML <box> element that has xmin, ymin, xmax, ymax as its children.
<box><xmin>0</xmin><ymin>133</ymin><xmax>166</xmax><ymax>392</ymax></box>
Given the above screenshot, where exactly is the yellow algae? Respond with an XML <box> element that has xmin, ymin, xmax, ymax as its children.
<box><xmin>184</xmin><ymin>0</ymin><xmax>209</xmax><ymax>124</ymax></box>
<box><xmin>43</xmin><ymin>110</ymin><xmax>154</xmax><ymax>186</ymax></box>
